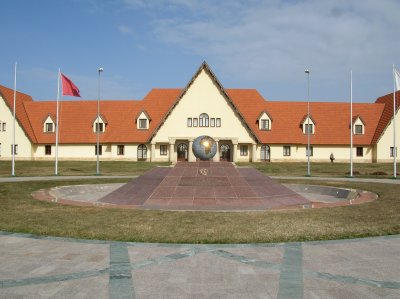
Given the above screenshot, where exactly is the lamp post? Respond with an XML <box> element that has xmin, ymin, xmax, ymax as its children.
<box><xmin>305</xmin><ymin>68</ymin><xmax>311</xmax><ymax>176</ymax></box>
<box><xmin>96</xmin><ymin>67</ymin><xmax>103</xmax><ymax>175</ymax></box>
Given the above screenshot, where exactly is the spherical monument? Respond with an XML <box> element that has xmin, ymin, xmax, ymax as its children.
<box><xmin>192</xmin><ymin>135</ymin><xmax>217</xmax><ymax>161</ymax></box>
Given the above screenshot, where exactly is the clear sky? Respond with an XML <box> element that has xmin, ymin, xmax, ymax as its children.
<box><xmin>0</xmin><ymin>0</ymin><xmax>399</xmax><ymax>102</ymax></box>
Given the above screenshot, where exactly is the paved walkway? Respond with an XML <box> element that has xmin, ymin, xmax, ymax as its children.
<box><xmin>1</xmin><ymin>232</ymin><xmax>399</xmax><ymax>298</ymax></box>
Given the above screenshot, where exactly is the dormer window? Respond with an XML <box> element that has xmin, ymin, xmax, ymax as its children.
<box><xmin>261</xmin><ymin>119</ymin><xmax>270</xmax><ymax>130</ymax></box>
<box><xmin>95</xmin><ymin>123</ymin><xmax>104</xmax><ymax>132</ymax></box>
<box><xmin>257</xmin><ymin>111</ymin><xmax>272</xmax><ymax>131</ymax></box>
<box><xmin>43</xmin><ymin>115</ymin><xmax>55</xmax><ymax>133</ymax></box>
<box><xmin>45</xmin><ymin>123</ymin><xmax>54</xmax><ymax>132</ymax></box>
<box><xmin>93</xmin><ymin>115</ymin><xmax>107</xmax><ymax>133</ymax></box>
<box><xmin>301</xmin><ymin>115</ymin><xmax>316</xmax><ymax>134</ymax></box>
<box><xmin>139</xmin><ymin>119</ymin><xmax>147</xmax><ymax>129</ymax></box>
<box><xmin>136</xmin><ymin>110</ymin><xmax>151</xmax><ymax>130</ymax></box>
<box><xmin>353</xmin><ymin>116</ymin><xmax>365</xmax><ymax>135</ymax></box>
<box><xmin>305</xmin><ymin>124</ymin><xmax>313</xmax><ymax>134</ymax></box>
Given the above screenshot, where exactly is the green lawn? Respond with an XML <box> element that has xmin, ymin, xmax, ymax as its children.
<box><xmin>1</xmin><ymin>160</ymin><xmax>398</xmax><ymax>178</ymax></box>
<box><xmin>237</xmin><ymin>162</ymin><xmax>399</xmax><ymax>178</ymax></box>
<box><xmin>0</xmin><ymin>178</ymin><xmax>399</xmax><ymax>243</ymax></box>
<box><xmin>1</xmin><ymin>161</ymin><xmax>399</xmax><ymax>243</ymax></box>
<box><xmin>0</xmin><ymin>161</ymin><xmax>170</xmax><ymax>177</ymax></box>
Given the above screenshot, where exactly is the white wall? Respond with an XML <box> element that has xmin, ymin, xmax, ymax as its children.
<box><xmin>0</xmin><ymin>95</ymin><xmax>33</xmax><ymax>159</ymax></box>
<box><xmin>376</xmin><ymin>110</ymin><xmax>400</xmax><ymax>162</ymax></box>
<box><xmin>152</xmin><ymin>69</ymin><xmax>256</xmax><ymax>145</ymax></box>
<box><xmin>254</xmin><ymin>144</ymin><xmax>373</xmax><ymax>162</ymax></box>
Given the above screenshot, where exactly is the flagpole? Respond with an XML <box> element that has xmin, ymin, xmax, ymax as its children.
<box><xmin>55</xmin><ymin>69</ymin><xmax>60</xmax><ymax>176</ymax></box>
<box><xmin>350</xmin><ymin>70</ymin><xmax>353</xmax><ymax>177</ymax></box>
<box><xmin>12</xmin><ymin>62</ymin><xmax>17</xmax><ymax>176</ymax></box>
<box><xmin>305</xmin><ymin>68</ymin><xmax>311</xmax><ymax>176</ymax></box>
<box><xmin>393</xmin><ymin>65</ymin><xmax>397</xmax><ymax>178</ymax></box>
<box><xmin>96</xmin><ymin>67</ymin><xmax>103</xmax><ymax>175</ymax></box>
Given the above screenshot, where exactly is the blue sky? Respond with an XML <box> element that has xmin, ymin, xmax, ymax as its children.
<box><xmin>0</xmin><ymin>0</ymin><xmax>399</xmax><ymax>102</ymax></box>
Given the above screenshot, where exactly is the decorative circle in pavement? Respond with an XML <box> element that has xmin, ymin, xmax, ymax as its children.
<box><xmin>192</xmin><ymin>135</ymin><xmax>217</xmax><ymax>161</ymax></box>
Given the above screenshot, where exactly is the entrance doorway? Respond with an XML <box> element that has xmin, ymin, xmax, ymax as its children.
<box><xmin>261</xmin><ymin>144</ymin><xmax>270</xmax><ymax>162</ymax></box>
<box><xmin>220</xmin><ymin>143</ymin><xmax>231</xmax><ymax>161</ymax></box>
<box><xmin>177</xmin><ymin>143</ymin><xmax>188</xmax><ymax>161</ymax></box>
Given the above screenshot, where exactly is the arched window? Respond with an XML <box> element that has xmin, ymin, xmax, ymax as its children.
<box><xmin>137</xmin><ymin>144</ymin><xmax>147</xmax><ymax>161</ymax></box>
<box><xmin>261</xmin><ymin>145</ymin><xmax>270</xmax><ymax>161</ymax></box>
<box><xmin>199</xmin><ymin>113</ymin><xmax>209</xmax><ymax>127</ymax></box>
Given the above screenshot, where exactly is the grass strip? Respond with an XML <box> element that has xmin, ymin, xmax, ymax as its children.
<box><xmin>0</xmin><ymin>178</ymin><xmax>399</xmax><ymax>243</ymax></box>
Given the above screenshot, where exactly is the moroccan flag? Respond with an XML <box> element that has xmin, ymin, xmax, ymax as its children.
<box><xmin>61</xmin><ymin>73</ymin><xmax>81</xmax><ymax>97</ymax></box>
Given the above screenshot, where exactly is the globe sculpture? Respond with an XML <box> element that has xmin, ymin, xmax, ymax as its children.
<box><xmin>192</xmin><ymin>135</ymin><xmax>217</xmax><ymax>161</ymax></box>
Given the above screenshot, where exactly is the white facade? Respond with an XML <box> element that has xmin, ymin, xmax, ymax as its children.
<box><xmin>0</xmin><ymin>96</ymin><xmax>32</xmax><ymax>160</ymax></box>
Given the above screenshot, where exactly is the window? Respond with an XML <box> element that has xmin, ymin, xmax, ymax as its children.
<box><xmin>283</xmin><ymin>146</ymin><xmax>291</xmax><ymax>156</ymax></box>
<box><xmin>138</xmin><ymin>144</ymin><xmax>147</xmax><ymax>160</ymax></box>
<box><xmin>0</xmin><ymin>143</ymin><xmax>2</xmax><ymax>156</ymax></box>
<box><xmin>356</xmin><ymin>147</ymin><xmax>363</xmax><ymax>157</ymax></box>
<box><xmin>216</xmin><ymin>118</ymin><xmax>221</xmax><ymax>127</ymax></box>
<box><xmin>306</xmin><ymin>146</ymin><xmax>313</xmax><ymax>157</ymax></box>
<box><xmin>0</xmin><ymin>121</ymin><xmax>2</xmax><ymax>131</ymax></box>
<box><xmin>139</xmin><ymin>119</ymin><xmax>147</xmax><ymax>129</ymax></box>
<box><xmin>210</xmin><ymin>118</ymin><xmax>215</xmax><ymax>127</ymax></box>
<box><xmin>193</xmin><ymin>118</ymin><xmax>198</xmax><ymax>127</ymax></box>
<box><xmin>261</xmin><ymin>119</ymin><xmax>270</xmax><ymax>130</ymax></box>
<box><xmin>199</xmin><ymin>113</ymin><xmax>209</xmax><ymax>127</ymax></box>
<box><xmin>355</xmin><ymin>125</ymin><xmax>363</xmax><ymax>135</ymax></box>
<box><xmin>187</xmin><ymin>118</ymin><xmax>192</xmax><ymax>127</ymax></box>
<box><xmin>95</xmin><ymin>145</ymin><xmax>102</xmax><ymax>155</ymax></box>
<box><xmin>390</xmin><ymin>147</ymin><xmax>397</xmax><ymax>157</ymax></box>
<box><xmin>305</xmin><ymin>124</ymin><xmax>313</xmax><ymax>134</ymax></box>
<box><xmin>2</xmin><ymin>123</ymin><xmax>6</xmax><ymax>132</ymax></box>
<box><xmin>45</xmin><ymin>145</ymin><xmax>51</xmax><ymax>155</ymax></box>
<box><xmin>240</xmin><ymin>145</ymin><xmax>248</xmax><ymax>156</ymax></box>
<box><xmin>95</xmin><ymin>123</ymin><xmax>103</xmax><ymax>133</ymax></box>
<box><xmin>160</xmin><ymin>144</ymin><xmax>167</xmax><ymax>156</ymax></box>
<box><xmin>45</xmin><ymin>123</ymin><xmax>53</xmax><ymax>132</ymax></box>
<box><xmin>117</xmin><ymin>145</ymin><xmax>125</xmax><ymax>156</ymax></box>
<box><xmin>11</xmin><ymin>144</ymin><xmax>18</xmax><ymax>155</ymax></box>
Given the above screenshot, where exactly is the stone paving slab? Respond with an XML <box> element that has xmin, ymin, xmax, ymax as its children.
<box><xmin>1</xmin><ymin>232</ymin><xmax>399</xmax><ymax>298</ymax></box>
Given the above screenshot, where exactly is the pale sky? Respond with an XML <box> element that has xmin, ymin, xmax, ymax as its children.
<box><xmin>0</xmin><ymin>0</ymin><xmax>399</xmax><ymax>102</ymax></box>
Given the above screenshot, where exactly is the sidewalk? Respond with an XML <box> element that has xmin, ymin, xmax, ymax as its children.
<box><xmin>1</xmin><ymin>232</ymin><xmax>399</xmax><ymax>298</ymax></box>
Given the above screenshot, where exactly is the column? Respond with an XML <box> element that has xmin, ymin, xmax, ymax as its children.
<box><xmin>188</xmin><ymin>139</ymin><xmax>195</xmax><ymax>162</ymax></box>
<box><xmin>252</xmin><ymin>143</ymin><xmax>257</xmax><ymax>162</ymax></box>
<box><xmin>169</xmin><ymin>141</ymin><xmax>175</xmax><ymax>163</ymax></box>
<box><xmin>232</xmin><ymin>141</ymin><xmax>238</xmax><ymax>162</ymax></box>
<box><xmin>150</xmin><ymin>142</ymin><xmax>156</xmax><ymax>162</ymax></box>
<box><xmin>213</xmin><ymin>139</ymin><xmax>220</xmax><ymax>162</ymax></box>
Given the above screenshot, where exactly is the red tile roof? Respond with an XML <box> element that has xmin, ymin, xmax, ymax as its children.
<box><xmin>22</xmin><ymin>89</ymin><xmax>180</xmax><ymax>144</ymax></box>
<box><xmin>227</xmin><ymin>89</ymin><xmax>385</xmax><ymax>145</ymax></box>
<box><xmin>371</xmin><ymin>90</ymin><xmax>400</xmax><ymax>144</ymax></box>
<box><xmin>0</xmin><ymin>83</ymin><xmax>391</xmax><ymax>146</ymax></box>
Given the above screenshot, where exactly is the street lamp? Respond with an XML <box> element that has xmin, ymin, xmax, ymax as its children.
<box><xmin>305</xmin><ymin>68</ymin><xmax>311</xmax><ymax>176</ymax></box>
<box><xmin>96</xmin><ymin>67</ymin><xmax>103</xmax><ymax>175</ymax></box>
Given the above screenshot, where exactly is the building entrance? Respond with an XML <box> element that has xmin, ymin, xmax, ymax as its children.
<box><xmin>220</xmin><ymin>143</ymin><xmax>231</xmax><ymax>161</ymax></box>
<box><xmin>177</xmin><ymin>143</ymin><xmax>188</xmax><ymax>161</ymax></box>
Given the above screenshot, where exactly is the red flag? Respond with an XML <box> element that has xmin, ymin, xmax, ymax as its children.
<box><xmin>61</xmin><ymin>73</ymin><xmax>81</xmax><ymax>97</ymax></box>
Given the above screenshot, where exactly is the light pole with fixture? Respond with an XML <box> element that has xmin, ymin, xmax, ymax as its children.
<box><xmin>305</xmin><ymin>68</ymin><xmax>311</xmax><ymax>176</ymax></box>
<box><xmin>96</xmin><ymin>67</ymin><xmax>103</xmax><ymax>175</ymax></box>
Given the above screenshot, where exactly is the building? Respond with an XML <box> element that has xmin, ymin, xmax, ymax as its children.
<box><xmin>0</xmin><ymin>62</ymin><xmax>399</xmax><ymax>163</ymax></box>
